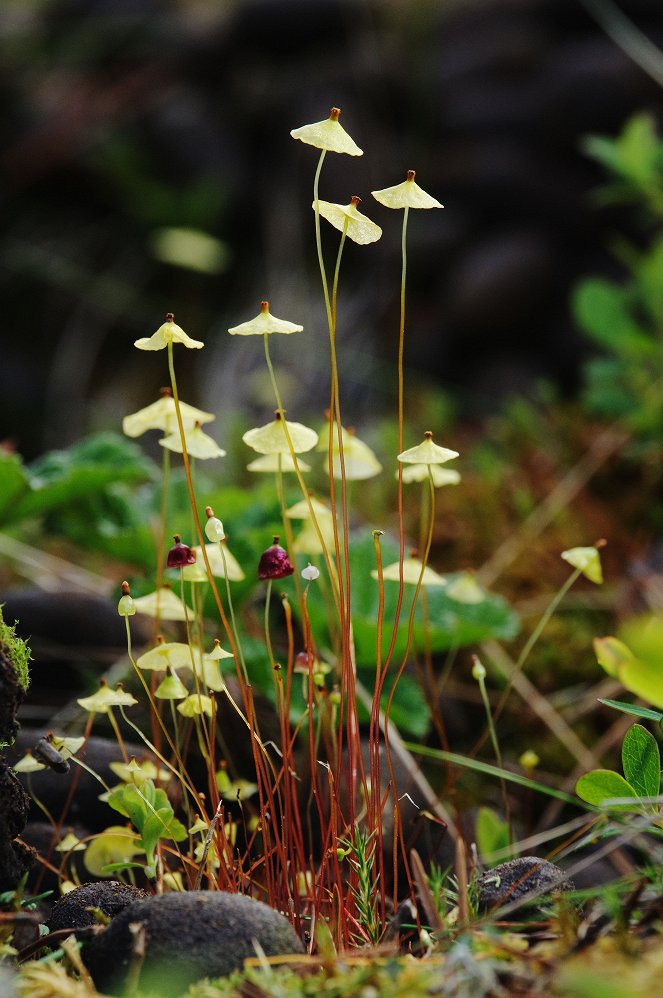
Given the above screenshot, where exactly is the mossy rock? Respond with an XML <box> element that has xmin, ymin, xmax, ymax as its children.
<box><xmin>46</xmin><ymin>881</ymin><xmax>149</xmax><ymax>933</ymax></box>
<box><xmin>0</xmin><ymin>607</ymin><xmax>31</xmax><ymax>748</ymax></box>
<box><xmin>477</xmin><ymin>856</ymin><xmax>574</xmax><ymax>914</ymax></box>
<box><xmin>83</xmin><ymin>890</ymin><xmax>305</xmax><ymax>996</ymax></box>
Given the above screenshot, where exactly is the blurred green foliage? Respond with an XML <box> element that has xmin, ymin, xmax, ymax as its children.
<box><xmin>573</xmin><ymin>114</ymin><xmax>663</xmax><ymax>445</ymax></box>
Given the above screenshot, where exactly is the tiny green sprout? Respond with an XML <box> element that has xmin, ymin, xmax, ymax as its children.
<box><xmin>314</xmin><ymin>195</ymin><xmax>382</xmax><ymax>245</ymax></box>
<box><xmin>131</xmin><ymin>587</ymin><xmax>194</xmax><ymax>620</ymax></box>
<box><xmin>372</xmin><ymin>169</ymin><xmax>444</xmax><ymax>210</ymax></box>
<box><xmin>134</xmin><ymin>312</ymin><xmax>204</xmax><ymax>351</ymax></box>
<box><xmin>371</xmin><ymin>554</ymin><xmax>446</xmax><ymax>587</ymax></box>
<box><xmin>159</xmin><ymin>421</ymin><xmax>226</xmax><ymax>460</ymax></box>
<box><xmin>302</xmin><ymin>563</ymin><xmax>320</xmax><ymax>582</ymax></box>
<box><xmin>247</xmin><ymin>452</ymin><xmax>311</xmax><ymax>473</ymax></box>
<box><xmin>561</xmin><ymin>541</ymin><xmax>605</xmax><ymax>584</ymax></box>
<box><xmin>204</xmin><ymin>506</ymin><xmax>225</xmax><ymax>542</ymax></box>
<box><xmin>398</xmin><ymin>431</ymin><xmax>459</xmax><ymax>465</ymax></box>
<box><xmin>243</xmin><ymin>411</ymin><xmax>318</xmax><ymax>455</ymax></box>
<box><xmin>117</xmin><ymin>580</ymin><xmax>136</xmax><ymax>617</ymax></box>
<box><xmin>122</xmin><ymin>388</ymin><xmax>215</xmax><ymax>437</ymax></box>
<box><xmin>399</xmin><ymin>463</ymin><xmax>461</xmax><ymax>486</ymax></box>
<box><xmin>77</xmin><ymin>680</ymin><xmax>138</xmax><ymax>714</ymax></box>
<box><xmin>227</xmin><ymin>300</ymin><xmax>303</xmax><ymax>336</ymax></box>
<box><xmin>290</xmin><ymin>106</ymin><xmax>363</xmax><ymax>156</ymax></box>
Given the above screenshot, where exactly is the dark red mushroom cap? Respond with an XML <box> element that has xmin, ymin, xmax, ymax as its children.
<box><xmin>167</xmin><ymin>534</ymin><xmax>196</xmax><ymax>568</ymax></box>
<box><xmin>258</xmin><ymin>536</ymin><xmax>294</xmax><ymax>580</ymax></box>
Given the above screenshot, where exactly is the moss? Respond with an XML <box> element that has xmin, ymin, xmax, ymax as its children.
<box><xmin>0</xmin><ymin>605</ymin><xmax>31</xmax><ymax>694</ymax></box>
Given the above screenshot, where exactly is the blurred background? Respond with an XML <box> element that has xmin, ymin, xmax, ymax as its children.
<box><xmin>1</xmin><ymin>0</ymin><xmax>662</xmax><ymax>460</ymax></box>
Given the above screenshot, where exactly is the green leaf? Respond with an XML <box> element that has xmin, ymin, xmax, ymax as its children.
<box><xmin>5</xmin><ymin>432</ymin><xmax>156</xmax><ymax>526</ymax></box>
<box><xmin>617</xmin><ymin>616</ymin><xmax>663</xmax><ymax>709</ymax></box>
<box><xmin>101</xmin><ymin>861</ymin><xmax>146</xmax><ymax>875</ymax></box>
<box><xmin>0</xmin><ymin>452</ymin><xmax>31</xmax><ymax>522</ymax></box>
<box><xmin>575</xmin><ymin>769</ymin><xmax>641</xmax><ymax>811</ymax></box>
<box><xmin>622</xmin><ymin>724</ymin><xmax>660</xmax><ymax>804</ymax></box>
<box><xmin>356</xmin><ymin>671</ymin><xmax>430</xmax><ymax>738</ymax></box>
<box><xmin>475</xmin><ymin>807</ymin><xmax>510</xmax><ymax>862</ymax></box>
<box><xmin>598</xmin><ymin>698</ymin><xmax>663</xmax><ymax>723</ymax></box>
<box><xmin>572</xmin><ymin>279</ymin><xmax>653</xmax><ymax>357</ymax></box>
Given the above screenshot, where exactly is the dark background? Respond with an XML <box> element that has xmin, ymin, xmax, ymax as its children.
<box><xmin>1</xmin><ymin>0</ymin><xmax>662</xmax><ymax>460</ymax></box>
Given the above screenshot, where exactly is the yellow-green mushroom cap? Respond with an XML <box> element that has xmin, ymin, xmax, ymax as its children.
<box><xmin>228</xmin><ymin>300</ymin><xmax>303</xmax><ymax>336</ymax></box>
<box><xmin>136</xmin><ymin>641</ymin><xmax>192</xmax><ymax>672</ymax></box>
<box><xmin>181</xmin><ymin>543</ymin><xmax>245</xmax><ymax>582</ymax></box>
<box><xmin>372</xmin><ymin>557</ymin><xmax>446</xmax><ymax>587</ymax></box>
<box><xmin>206</xmin><ymin>639</ymin><xmax>234</xmax><ymax>661</ymax></box>
<box><xmin>159</xmin><ymin>423</ymin><xmax>226</xmax><ymax>460</ymax></box>
<box><xmin>286</xmin><ymin>496</ymin><xmax>333</xmax><ymax>520</ymax></box>
<box><xmin>122</xmin><ymin>392</ymin><xmax>214</xmax><ymax>438</ymax></box>
<box><xmin>131</xmin><ymin>587</ymin><xmax>194</xmax><ymax>620</ymax></box>
<box><xmin>398</xmin><ymin>463</ymin><xmax>461</xmax><ymax>486</ymax></box>
<box><xmin>177</xmin><ymin>693</ymin><xmax>214</xmax><ymax>717</ymax></box>
<box><xmin>445</xmin><ymin>572</ymin><xmax>486</xmax><ymax>604</ymax></box>
<box><xmin>290</xmin><ymin>106</ymin><xmax>363</xmax><ymax>156</ymax></box>
<box><xmin>77</xmin><ymin>681</ymin><xmax>138</xmax><ymax>714</ymax></box>
<box><xmin>561</xmin><ymin>544</ymin><xmax>604</xmax><ymax>584</ymax></box>
<box><xmin>134</xmin><ymin>313</ymin><xmax>204</xmax><ymax>351</ymax></box>
<box><xmin>331</xmin><ymin>433</ymin><xmax>382</xmax><ymax>480</ymax></box>
<box><xmin>293</xmin><ymin>521</ymin><xmax>335</xmax><ymax>555</ymax></box>
<box><xmin>155</xmin><ymin>669</ymin><xmax>189</xmax><ymax>700</ymax></box>
<box><xmin>398</xmin><ymin>431</ymin><xmax>459</xmax><ymax>465</ymax></box>
<box><xmin>314</xmin><ymin>196</ymin><xmax>382</xmax><ymax>245</ymax></box>
<box><xmin>372</xmin><ymin>170</ymin><xmax>443</xmax><ymax>210</ymax></box>
<box><xmin>247</xmin><ymin>452</ymin><xmax>311</xmax><ymax>473</ymax></box>
<box><xmin>243</xmin><ymin>412</ymin><xmax>318</xmax><ymax>455</ymax></box>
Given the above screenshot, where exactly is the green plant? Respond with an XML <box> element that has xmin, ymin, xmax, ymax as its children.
<box><xmin>573</xmin><ymin>113</ymin><xmax>663</xmax><ymax>447</ymax></box>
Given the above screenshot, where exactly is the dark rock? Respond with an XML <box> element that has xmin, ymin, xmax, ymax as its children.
<box><xmin>477</xmin><ymin>856</ymin><xmax>574</xmax><ymax>915</ymax></box>
<box><xmin>47</xmin><ymin>881</ymin><xmax>149</xmax><ymax>933</ymax></box>
<box><xmin>0</xmin><ymin>759</ymin><xmax>34</xmax><ymax>893</ymax></box>
<box><xmin>83</xmin><ymin>890</ymin><xmax>305</xmax><ymax>996</ymax></box>
<box><xmin>20</xmin><ymin>821</ymin><xmax>91</xmax><ymax>896</ymax></box>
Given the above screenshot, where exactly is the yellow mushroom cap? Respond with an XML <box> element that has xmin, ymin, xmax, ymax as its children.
<box><xmin>314</xmin><ymin>197</ymin><xmax>382</xmax><ymax>245</ymax></box>
<box><xmin>243</xmin><ymin>415</ymin><xmax>318</xmax><ymax>455</ymax></box>
<box><xmin>228</xmin><ymin>301</ymin><xmax>303</xmax><ymax>336</ymax></box>
<box><xmin>290</xmin><ymin>107</ymin><xmax>363</xmax><ymax>156</ymax></box>
<box><xmin>372</xmin><ymin>170</ymin><xmax>443</xmax><ymax>210</ymax></box>
<box><xmin>397</xmin><ymin>432</ymin><xmax>459</xmax><ymax>465</ymax></box>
